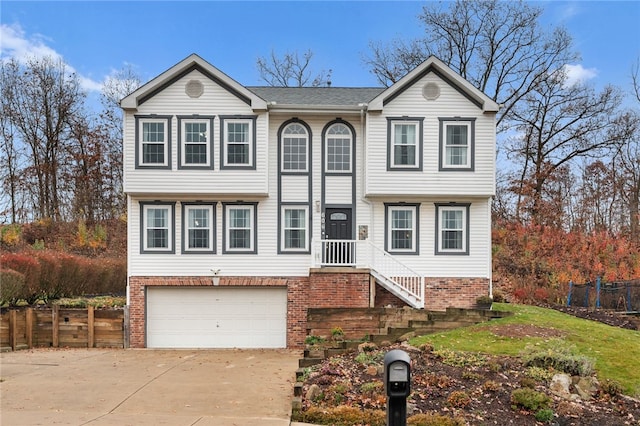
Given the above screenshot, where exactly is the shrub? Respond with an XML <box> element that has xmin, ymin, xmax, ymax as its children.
<box><xmin>482</xmin><ymin>380</ymin><xmax>501</xmax><ymax>392</ymax></box>
<box><xmin>447</xmin><ymin>390</ymin><xmax>471</xmax><ymax>408</ymax></box>
<box><xmin>600</xmin><ymin>379</ymin><xmax>623</xmax><ymax>397</ymax></box>
<box><xmin>492</xmin><ymin>289</ymin><xmax>506</xmax><ymax>303</ymax></box>
<box><xmin>535</xmin><ymin>408</ymin><xmax>554</xmax><ymax>422</ymax></box>
<box><xmin>305</xmin><ymin>335</ymin><xmax>326</xmax><ymax>346</ymax></box>
<box><xmin>0</xmin><ymin>269</ymin><xmax>26</xmax><ymax>306</ymax></box>
<box><xmin>298</xmin><ymin>405</ymin><xmax>385</xmax><ymax>426</ymax></box>
<box><xmin>510</xmin><ymin>388</ymin><xmax>551</xmax><ymax>411</ymax></box>
<box><xmin>408</xmin><ymin>413</ymin><xmax>466</xmax><ymax>426</ymax></box>
<box><xmin>331</xmin><ymin>326</ymin><xmax>345</xmax><ymax>341</ymax></box>
<box><xmin>522</xmin><ymin>339</ymin><xmax>594</xmax><ymax>377</ymax></box>
<box><xmin>525</xmin><ymin>366</ymin><xmax>556</xmax><ymax>383</ymax></box>
<box><xmin>360</xmin><ymin>381</ymin><xmax>383</xmax><ymax>394</ymax></box>
<box><xmin>0</xmin><ymin>224</ymin><xmax>22</xmax><ymax>247</ymax></box>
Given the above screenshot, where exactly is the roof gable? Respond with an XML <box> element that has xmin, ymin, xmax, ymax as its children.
<box><xmin>120</xmin><ymin>54</ymin><xmax>267</xmax><ymax>111</ymax></box>
<box><xmin>368</xmin><ymin>56</ymin><xmax>499</xmax><ymax>113</ymax></box>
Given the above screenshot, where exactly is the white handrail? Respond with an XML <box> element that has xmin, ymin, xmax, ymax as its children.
<box><xmin>311</xmin><ymin>239</ymin><xmax>424</xmax><ymax>306</ymax></box>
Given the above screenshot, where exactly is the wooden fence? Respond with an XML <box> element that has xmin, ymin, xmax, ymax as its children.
<box><xmin>0</xmin><ymin>306</ymin><xmax>125</xmax><ymax>351</ymax></box>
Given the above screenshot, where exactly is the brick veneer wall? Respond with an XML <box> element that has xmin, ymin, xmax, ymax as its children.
<box><xmin>308</xmin><ymin>268</ymin><xmax>371</xmax><ymax>308</ymax></box>
<box><xmin>424</xmin><ymin>277</ymin><xmax>490</xmax><ymax>311</ymax></box>
<box><xmin>374</xmin><ymin>283</ymin><xmax>410</xmax><ymax>308</ymax></box>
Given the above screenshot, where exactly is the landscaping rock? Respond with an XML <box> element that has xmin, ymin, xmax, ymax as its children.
<box><xmin>305</xmin><ymin>384</ymin><xmax>322</xmax><ymax>401</ymax></box>
<box><xmin>550</xmin><ymin>373</ymin><xmax>572</xmax><ymax>398</ymax></box>
<box><xmin>574</xmin><ymin>376</ymin><xmax>599</xmax><ymax>400</ymax></box>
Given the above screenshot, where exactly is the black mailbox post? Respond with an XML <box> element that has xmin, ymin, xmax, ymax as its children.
<box><xmin>384</xmin><ymin>349</ymin><xmax>411</xmax><ymax>426</ymax></box>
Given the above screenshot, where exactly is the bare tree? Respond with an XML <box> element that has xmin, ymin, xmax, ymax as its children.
<box><xmin>508</xmin><ymin>69</ymin><xmax>633</xmax><ymax>224</ymax></box>
<box><xmin>1</xmin><ymin>57</ymin><xmax>85</xmax><ymax>221</ymax></box>
<box><xmin>257</xmin><ymin>49</ymin><xmax>332</xmax><ymax>87</ymax></box>
<box><xmin>364</xmin><ymin>0</ymin><xmax>576</xmax><ymax>128</ymax></box>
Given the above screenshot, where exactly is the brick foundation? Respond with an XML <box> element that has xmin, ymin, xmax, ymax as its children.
<box><xmin>424</xmin><ymin>277</ymin><xmax>490</xmax><ymax>311</ymax></box>
<box><xmin>127</xmin><ymin>272</ymin><xmax>489</xmax><ymax>349</ymax></box>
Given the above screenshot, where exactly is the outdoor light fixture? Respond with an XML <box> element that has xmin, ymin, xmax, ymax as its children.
<box><xmin>211</xmin><ymin>268</ymin><xmax>220</xmax><ymax>286</ymax></box>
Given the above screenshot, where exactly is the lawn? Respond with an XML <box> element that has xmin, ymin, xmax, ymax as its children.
<box><xmin>410</xmin><ymin>303</ymin><xmax>640</xmax><ymax>396</ymax></box>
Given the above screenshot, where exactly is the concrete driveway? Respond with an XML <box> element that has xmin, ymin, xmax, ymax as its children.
<box><xmin>1</xmin><ymin>348</ymin><xmax>302</xmax><ymax>426</ymax></box>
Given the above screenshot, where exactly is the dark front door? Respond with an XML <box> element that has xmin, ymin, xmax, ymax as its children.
<box><xmin>324</xmin><ymin>208</ymin><xmax>353</xmax><ymax>264</ymax></box>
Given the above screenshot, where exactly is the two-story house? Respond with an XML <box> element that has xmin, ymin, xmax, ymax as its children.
<box><xmin>121</xmin><ymin>54</ymin><xmax>499</xmax><ymax>349</ymax></box>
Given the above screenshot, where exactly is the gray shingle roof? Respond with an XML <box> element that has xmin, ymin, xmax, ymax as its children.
<box><xmin>246</xmin><ymin>86</ymin><xmax>385</xmax><ymax>106</ymax></box>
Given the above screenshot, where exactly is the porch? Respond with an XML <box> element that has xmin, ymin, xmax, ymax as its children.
<box><xmin>311</xmin><ymin>239</ymin><xmax>425</xmax><ymax>309</ymax></box>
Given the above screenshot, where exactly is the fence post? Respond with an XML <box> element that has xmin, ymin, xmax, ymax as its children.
<box><xmin>584</xmin><ymin>283</ymin><xmax>590</xmax><ymax>308</ymax></box>
<box><xmin>9</xmin><ymin>310</ymin><xmax>17</xmax><ymax>351</ymax></box>
<box><xmin>87</xmin><ymin>305</ymin><xmax>95</xmax><ymax>348</ymax></box>
<box><xmin>627</xmin><ymin>283</ymin><xmax>633</xmax><ymax>312</ymax></box>
<box><xmin>26</xmin><ymin>308</ymin><xmax>33</xmax><ymax>348</ymax></box>
<box><xmin>52</xmin><ymin>305</ymin><xmax>59</xmax><ymax>348</ymax></box>
<box><xmin>596</xmin><ymin>276</ymin><xmax>601</xmax><ymax>309</ymax></box>
<box><xmin>567</xmin><ymin>281</ymin><xmax>573</xmax><ymax>307</ymax></box>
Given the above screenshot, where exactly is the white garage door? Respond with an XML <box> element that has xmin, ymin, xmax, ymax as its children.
<box><xmin>146</xmin><ymin>287</ymin><xmax>287</xmax><ymax>348</ymax></box>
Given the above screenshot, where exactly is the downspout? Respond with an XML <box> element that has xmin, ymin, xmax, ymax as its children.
<box><xmin>358</xmin><ymin>103</ymin><xmax>372</xmax><ymax>241</ymax></box>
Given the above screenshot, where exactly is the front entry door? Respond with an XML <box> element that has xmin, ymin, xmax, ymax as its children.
<box><xmin>324</xmin><ymin>208</ymin><xmax>353</xmax><ymax>265</ymax></box>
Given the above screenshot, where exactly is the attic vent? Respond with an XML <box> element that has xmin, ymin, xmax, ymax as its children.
<box><xmin>185</xmin><ymin>80</ymin><xmax>204</xmax><ymax>98</ymax></box>
<box><xmin>422</xmin><ymin>82</ymin><xmax>440</xmax><ymax>101</ymax></box>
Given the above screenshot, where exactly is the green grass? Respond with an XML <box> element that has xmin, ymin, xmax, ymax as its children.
<box><xmin>410</xmin><ymin>303</ymin><xmax>640</xmax><ymax>397</ymax></box>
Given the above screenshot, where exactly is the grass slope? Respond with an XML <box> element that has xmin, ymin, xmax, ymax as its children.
<box><xmin>410</xmin><ymin>303</ymin><xmax>640</xmax><ymax>396</ymax></box>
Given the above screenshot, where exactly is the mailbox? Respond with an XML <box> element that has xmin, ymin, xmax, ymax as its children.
<box><xmin>384</xmin><ymin>349</ymin><xmax>411</xmax><ymax>397</ymax></box>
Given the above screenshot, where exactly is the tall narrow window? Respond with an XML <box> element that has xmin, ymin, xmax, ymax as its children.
<box><xmin>385</xmin><ymin>204</ymin><xmax>419</xmax><ymax>254</ymax></box>
<box><xmin>439</xmin><ymin>118</ymin><xmax>475</xmax><ymax>171</ymax></box>
<box><xmin>435</xmin><ymin>203</ymin><xmax>469</xmax><ymax>255</ymax></box>
<box><xmin>178</xmin><ymin>117</ymin><xmax>214</xmax><ymax>168</ymax></box>
<box><xmin>282</xmin><ymin>207</ymin><xmax>308</xmax><ymax>251</ymax></box>
<box><xmin>387</xmin><ymin>118</ymin><xmax>423</xmax><ymax>170</ymax></box>
<box><xmin>326</xmin><ymin>123</ymin><xmax>352</xmax><ymax>172</ymax></box>
<box><xmin>140</xmin><ymin>202</ymin><xmax>175</xmax><ymax>253</ymax></box>
<box><xmin>182</xmin><ymin>203</ymin><xmax>215</xmax><ymax>253</ymax></box>
<box><xmin>136</xmin><ymin>116</ymin><xmax>171</xmax><ymax>168</ymax></box>
<box><xmin>282</xmin><ymin>123</ymin><xmax>308</xmax><ymax>172</ymax></box>
<box><xmin>220</xmin><ymin>116</ymin><xmax>256</xmax><ymax>169</ymax></box>
<box><xmin>223</xmin><ymin>203</ymin><xmax>257</xmax><ymax>253</ymax></box>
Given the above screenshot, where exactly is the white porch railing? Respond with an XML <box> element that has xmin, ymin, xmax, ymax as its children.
<box><xmin>311</xmin><ymin>239</ymin><xmax>424</xmax><ymax>308</ymax></box>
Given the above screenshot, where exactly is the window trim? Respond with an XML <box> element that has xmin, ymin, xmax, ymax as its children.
<box><xmin>222</xmin><ymin>202</ymin><xmax>258</xmax><ymax>254</ymax></box>
<box><xmin>435</xmin><ymin>203</ymin><xmax>470</xmax><ymax>255</ymax></box>
<box><xmin>438</xmin><ymin>118</ymin><xmax>475</xmax><ymax>171</ymax></box>
<box><xmin>279</xmin><ymin>205</ymin><xmax>310</xmax><ymax>253</ymax></box>
<box><xmin>280</xmin><ymin>121</ymin><xmax>310</xmax><ymax>174</ymax></box>
<box><xmin>219</xmin><ymin>115</ymin><xmax>257</xmax><ymax>169</ymax></box>
<box><xmin>387</xmin><ymin>117</ymin><xmax>424</xmax><ymax>171</ymax></box>
<box><xmin>135</xmin><ymin>115</ymin><xmax>172</xmax><ymax>169</ymax></box>
<box><xmin>140</xmin><ymin>201</ymin><xmax>176</xmax><ymax>254</ymax></box>
<box><xmin>324</xmin><ymin>121</ymin><xmax>354</xmax><ymax>174</ymax></box>
<box><xmin>181</xmin><ymin>202</ymin><xmax>216</xmax><ymax>254</ymax></box>
<box><xmin>177</xmin><ymin>116</ymin><xmax>215</xmax><ymax>169</ymax></box>
<box><xmin>384</xmin><ymin>203</ymin><xmax>420</xmax><ymax>255</ymax></box>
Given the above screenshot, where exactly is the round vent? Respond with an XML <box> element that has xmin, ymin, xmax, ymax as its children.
<box><xmin>422</xmin><ymin>82</ymin><xmax>440</xmax><ymax>100</ymax></box>
<box><xmin>185</xmin><ymin>80</ymin><xmax>204</xmax><ymax>98</ymax></box>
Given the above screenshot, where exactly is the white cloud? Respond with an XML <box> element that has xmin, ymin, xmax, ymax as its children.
<box><xmin>563</xmin><ymin>64</ymin><xmax>598</xmax><ymax>86</ymax></box>
<box><xmin>0</xmin><ymin>23</ymin><xmax>103</xmax><ymax>93</ymax></box>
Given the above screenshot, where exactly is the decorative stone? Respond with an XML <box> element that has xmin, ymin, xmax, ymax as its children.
<box><xmin>305</xmin><ymin>384</ymin><xmax>322</xmax><ymax>401</ymax></box>
<box><xmin>358</xmin><ymin>342</ymin><xmax>378</xmax><ymax>353</ymax></box>
<box><xmin>550</xmin><ymin>373</ymin><xmax>572</xmax><ymax>398</ymax></box>
<box><xmin>574</xmin><ymin>376</ymin><xmax>599</xmax><ymax>400</ymax></box>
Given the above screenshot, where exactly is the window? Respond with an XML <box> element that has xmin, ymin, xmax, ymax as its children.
<box><xmin>326</xmin><ymin>123</ymin><xmax>352</xmax><ymax>172</ymax></box>
<box><xmin>385</xmin><ymin>204</ymin><xmax>419</xmax><ymax>254</ymax></box>
<box><xmin>387</xmin><ymin>118</ymin><xmax>423</xmax><ymax>170</ymax></box>
<box><xmin>182</xmin><ymin>203</ymin><xmax>215</xmax><ymax>253</ymax></box>
<box><xmin>281</xmin><ymin>123</ymin><xmax>308</xmax><ymax>172</ymax></box>
<box><xmin>140</xmin><ymin>202</ymin><xmax>175</xmax><ymax>253</ymax></box>
<box><xmin>220</xmin><ymin>116</ymin><xmax>256</xmax><ymax>169</ymax></box>
<box><xmin>178</xmin><ymin>116</ymin><xmax>214</xmax><ymax>169</ymax></box>
<box><xmin>223</xmin><ymin>203</ymin><xmax>257</xmax><ymax>253</ymax></box>
<box><xmin>281</xmin><ymin>206</ymin><xmax>308</xmax><ymax>252</ymax></box>
<box><xmin>439</xmin><ymin>118</ymin><xmax>475</xmax><ymax>171</ymax></box>
<box><xmin>435</xmin><ymin>203</ymin><xmax>470</xmax><ymax>255</ymax></box>
<box><xmin>136</xmin><ymin>116</ymin><xmax>172</xmax><ymax>168</ymax></box>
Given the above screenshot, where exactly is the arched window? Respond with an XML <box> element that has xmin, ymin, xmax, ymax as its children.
<box><xmin>281</xmin><ymin>123</ymin><xmax>308</xmax><ymax>172</ymax></box>
<box><xmin>326</xmin><ymin>123</ymin><xmax>352</xmax><ymax>172</ymax></box>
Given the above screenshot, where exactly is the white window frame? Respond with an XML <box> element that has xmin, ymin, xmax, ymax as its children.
<box><xmin>136</xmin><ymin>117</ymin><xmax>171</xmax><ymax>168</ymax></box>
<box><xmin>221</xmin><ymin>117</ymin><xmax>255</xmax><ymax>169</ymax></box>
<box><xmin>435</xmin><ymin>204</ymin><xmax>469</xmax><ymax>255</ymax></box>
<box><xmin>281</xmin><ymin>206</ymin><xmax>309</xmax><ymax>252</ymax></box>
<box><xmin>387</xmin><ymin>118</ymin><xmax>423</xmax><ymax>170</ymax></box>
<box><xmin>439</xmin><ymin>118</ymin><xmax>475</xmax><ymax>171</ymax></box>
<box><xmin>385</xmin><ymin>204</ymin><xmax>419</xmax><ymax>254</ymax></box>
<box><xmin>179</xmin><ymin>117</ymin><xmax>213</xmax><ymax>168</ymax></box>
<box><xmin>325</xmin><ymin>123</ymin><xmax>352</xmax><ymax>173</ymax></box>
<box><xmin>223</xmin><ymin>203</ymin><xmax>257</xmax><ymax>253</ymax></box>
<box><xmin>140</xmin><ymin>202</ymin><xmax>174</xmax><ymax>253</ymax></box>
<box><xmin>182</xmin><ymin>203</ymin><xmax>215</xmax><ymax>253</ymax></box>
<box><xmin>281</xmin><ymin>123</ymin><xmax>309</xmax><ymax>172</ymax></box>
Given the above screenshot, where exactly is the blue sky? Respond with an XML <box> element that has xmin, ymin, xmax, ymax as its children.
<box><xmin>1</xmin><ymin>1</ymin><xmax>639</xmax><ymax>108</ymax></box>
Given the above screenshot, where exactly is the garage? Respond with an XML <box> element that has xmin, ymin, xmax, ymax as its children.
<box><xmin>146</xmin><ymin>287</ymin><xmax>287</xmax><ymax>348</ymax></box>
